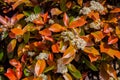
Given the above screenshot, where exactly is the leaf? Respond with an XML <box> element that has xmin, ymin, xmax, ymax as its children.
<box><xmin>34</xmin><ymin>5</ymin><xmax>41</xmax><ymax>14</ymax></box>
<box><xmin>100</xmin><ymin>42</ymin><xmax>120</xmax><ymax>59</ymax></box>
<box><xmin>0</xmin><ymin>50</ymin><xmax>4</xmax><ymax>61</ymax></box>
<box><xmin>88</xmin><ymin>11</ymin><xmax>100</xmax><ymax>21</ymax></box>
<box><xmin>63</xmin><ymin>12</ymin><xmax>69</xmax><ymax>27</ymax></box>
<box><xmin>11</xmin><ymin>28</ymin><xmax>25</xmax><ymax>35</ymax></box>
<box><xmin>12</xmin><ymin>0</ymin><xmax>26</xmax><ymax>10</ymax></box>
<box><xmin>17</xmin><ymin>43</ymin><xmax>25</xmax><ymax>57</ymax></box>
<box><xmin>43</xmin><ymin>66</ymin><xmax>55</xmax><ymax>73</ymax></box>
<box><xmin>4</xmin><ymin>68</ymin><xmax>17</xmax><ymax>80</ymax></box>
<box><xmin>103</xmin><ymin>64</ymin><xmax>117</xmax><ymax>79</ymax></box>
<box><xmin>108</xmin><ymin>36</ymin><xmax>118</xmax><ymax>44</ymax></box>
<box><xmin>41</xmin><ymin>12</ymin><xmax>48</xmax><ymax>23</ymax></box>
<box><xmin>35</xmin><ymin>59</ymin><xmax>46</xmax><ymax>76</ymax></box>
<box><xmin>9</xmin><ymin>59</ymin><xmax>22</xmax><ymax>68</ymax></box>
<box><xmin>51</xmin><ymin>43</ymin><xmax>59</xmax><ymax>53</ymax></box>
<box><xmin>0</xmin><ymin>15</ymin><xmax>7</xmax><ymax>25</ymax></box>
<box><xmin>84</xmin><ymin>47</ymin><xmax>100</xmax><ymax>56</ymax></box>
<box><xmin>103</xmin><ymin>23</ymin><xmax>111</xmax><ymax>34</ymax></box>
<box><xmin>91</xmin><ymin>31</ymin><xmax>105</xmax><ymax>42</ymax></box>
<box><xmin>22</xmin><ymin>76</ymin><xmax>34</xmax><ymax>80</ymax></box>
<box><xmin>51</xmin><ymin>8</ymin><xmax>63</xmax><ymax>16</ymax></box>
<box><xmin>83</xmin><ymin>57</ymin><xmax>98</xmax><ymax>71</ymax></box>
<box><xmin>49</xmin><ymin>23</ymin><xmax>66</xmax><ymax>32</ymax></box>
<box><xmin>115</xmin><ymin>27</ymin><xmax>120</xmax><ymax>38</ymax></box>
<box><xmin>63</xmin><ymin>73</ymin><xmax>72</xmax><ymax>80</ymax></box>
<box><xmin>100</xmin><ymin>64</ymin><xmax>110</xmax><ymax>80</ymax></box>
<box><xmin>67</xmin><ymin>64</ymin><xmax>82</xmax><ymax>79</ymax></box>
<box><xmin>39</xmin><ymin>28</ymin><xmax>52</xmax><ymax>36</ymax></box>
<box><xmin>69</xmin><ymin>17</ymin><xmax>87</xmax><ymax>28</ymax></box>
<box><xmin>62</xmin><ymin>45</ymin><xmax>76</xmax><ymax>64</ymax></box>
<box><xmin>23</xmin><ymin>31</ymin><xmax>30</xmax><ymax>43</ymax></box>
<box><xmin>77</xmin><ymin>0</ymin><xmax>83</xmax><ymax>6</ymax></box>
<box><xmin>7</xmin><ymin>39</ymin><xmax>17</xmax><ymax>53</ymax></box>
<box><xmin>110</xmin><ymin>8</ymin><xmax>120</xmax><ymax>13</ymax></box>
<box><xmin>83</xmin><ymin>47</ymin><xmax>100</xmax><ymax>62</ymax></box>
<box><xmin>60</xmin><ymin>0</ymin><xmax>67</xmax><ymax>11</ymax></box>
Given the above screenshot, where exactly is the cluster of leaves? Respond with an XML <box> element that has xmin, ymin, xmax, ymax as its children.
<box><xmin>0</xmin><ymin>0</ymin><xmax>120</xmax><ymax>80</ymax></box>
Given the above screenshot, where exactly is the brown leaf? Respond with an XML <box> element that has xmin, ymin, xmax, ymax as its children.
<box><xmin>51</xmin><ymin>8</ymin><xmax>63</xmax><ymax>16</ymax></box>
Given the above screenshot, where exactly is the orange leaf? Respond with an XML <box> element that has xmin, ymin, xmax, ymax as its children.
<box><xmin>12</xmin><ymin>0</ymin><xmax>25</xmax><ymax>10</ymax></box>
<box><xmin>62</xmin><ymin>45</ymin><xmax>76</xmax><ymax>64</ymax></box>
<box><xmin>41</xmin><ymin>12</ymin><xmax>48</xmax><ymax>23</ymax></box>
<box><xmin>63</xmin><ymin>12</ymin><xmax>69</xmax><ymax>27</ymax></box>
<box><xmin>69</xmin><ymin>17</ymin><xmax>87</xmax><ymax>28</ymax></box>
<box><xmin>39</xmin><ymin>28</ymin><xmax>52</xmax><ymax>36</ymax></box>
<box><xmin>110</xmin><ymin>8</ymin><xmax>120</xmax><ymax>13</ymax></box>
<box><xmin>91</xmin><ymin>31</ymin><xmax>105</xmax><ymax>42</ymax></box>
<box><xmin>50</xmin><ymin>8</ymin><xmax>62</xmax><ymax>16</ymax></box>
<box><xmin>88</xmin><ymin>11</ymin><xmax>100</xmax><ymax>21</ymax></box>
<box><xmin>33</xmin><ymin>19</ymin><xmax>44</xmax><ymax>25</ymax></box>
<box><xmin>51</xmin><ymin>43</ymin><xmax>59</xmax><ymax>53</ymax></box>
<box><xmin>35</xmin><ymin>59</ymin><xmax>46</xmax><ymax>76</ymax></box>
<box><xmin>22</xmin><ymin>76</ymin><xmax>34</xmax><ymax>80</ymax></box>
<box><xmin>103</xmin><ymin>23</ymin><xmax>111</xmax><ymax>34</ymax></box>
<box><xmin>116</xmin><ymin>27</ymin><xmax>120</xmax><ymax>38</ymax></box>
<box><xmin>88</xmin><ymin>54</ymin><xmax>100</xmax><ymax>62</ymax></box>
<box><xmin>44</xmin><ymin>36</ymin><xmax>54</xmax><ymax>42</ymax></box>
<box><xmin>9</xmin><ymin>59</ymin><xmax>22</xmax><ymax>68</ymax></box>
<box><xmin>11</xmin><ymin>28</ymin><xmax>25</xmax><ymax>35</ymax></box>
<box><xmin>48</xmin><ymin>53</ymin><xmax>54</xmax><ymax>61</ymax></box>
<box><xmin>16</xmin><ymin>68</ymin><xmax>22</xmax><ymax>79</ymax></box>
<box><xmin>7</xmin><ymin>39</ymin><xmax>17</xmax><ymax>53</ymax></box>
<box><xmin>108</xmin><ymin>36</ymin><xmax>118</xmax><ymax>44</ymax></box>
<box><xmin>100</xmin><ymin>42</ymin><xmax>120</xmax><ymax>59</ymax></box>
<box><xmin>16</xmin><ymin>14</ymin><xmax>24</xmax><ymax>20</ymax></box>
<box><xmin>4</xmin><ymin>68</ymin><xmax>17</xmax><ymax>80</ymax></box>
<box><xmin>77</xmin><ymin>0</ymin><xmax>83</xmax><ymax>6</ymax></box>
<box><xmin>109</xmin><ymin>18</ymin><xmax>118</xmax><ymax>23</ymax></box>
<box><xmin>49</xmin><ymin>23</ymin><xmax>66</xmax><ymax>32</ymax></box>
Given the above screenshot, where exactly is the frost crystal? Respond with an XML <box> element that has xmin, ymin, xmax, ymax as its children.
<box><xmin>57</xmin><ymin>58</ymin><xmax>68</xmax><ymax>74</ymax></box>
<box><xmin>36</xmin><ymin>52</ymin><xmax>48</xmax><ymax>60</ymax></box>
<box><xmin>28</xmin><ymin>52</ymin><xmax>35</xmax><ymax>57</ymax></box>
<box><xmin>90</xmin><ymin>1</ymin><xmax>104</xmax><ymax>12</ymax></box>
<box><xmin>61</xmin><ymin>31</ymin><xmax>75</xmax><ymax>42</ymax></box>
<box><xmin>71</xmin><ymin>38</ymin><xmax>87</xmax><ymax>50</ymax></box>
<box><xmin>79</xmin><ymin>7</ymin><xmax>91</xmax><ymax>15</ymax></box>
<box><xmin>39</xmin><ymin>74</ymin><xmax>48</xmax><ymax>80</ymax></box>
<box><xmin>25</xmin><ymin>13</ymin><xmax>39</xmax><ymax>22</ymax></box>
<box><xmin>89</xmin><ymin>20</ymin><xmax>101</xmax><ymax>29</ymax></box>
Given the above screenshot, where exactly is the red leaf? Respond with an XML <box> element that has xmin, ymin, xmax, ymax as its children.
<box><xmin>103</xmin><ymin>23</ymin><xmax>111</xmax><ymax>34</ymax></box>
<box><xmin>16</xmin><ymin>68</ymin><xmax>22</xmax><ymax>79</ymax></box>
<box><xmin>41</xmin><ymin>12</ymin><xmax>48</xmax><ymax>23</ymax></box>
<box><xmin>4</xmin><ymin>68</ymin><xmax>17</xmax><ymax>80</ymax></box>
<box><xmin>108</xmin><ymin>36</ymin><xmax>118</xmax><ymax>44</ymax></box>
<box><xmin>69</xmin><ymin>17</ymin><xmax>87</xmax><ymax>28</ymax></box>
<box><xmin>63</xmin><ymin>13</ymin><xmax>69</xmax><ymax>27</ymax></box>
<box><xmin>9</xmin><ymin>59</ymin><xmax>22</xmax><ymax>68</ymax></box>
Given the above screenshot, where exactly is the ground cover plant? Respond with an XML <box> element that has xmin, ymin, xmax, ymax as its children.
<box><xmin>0</xmin><ymin>0</ymin><xmax>120</xmax><ymax>80</ymax></box>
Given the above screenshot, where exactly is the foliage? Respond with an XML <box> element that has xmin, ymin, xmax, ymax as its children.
<box><xmin>0</xmin><ymin>0</ymin><xmax>120</xmax><ymax>80</ymax></box>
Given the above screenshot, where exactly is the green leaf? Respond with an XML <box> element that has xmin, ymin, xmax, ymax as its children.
<box><xmin>80</xmin><ymin>28</ymin><xmax>85</xmax><ymax>36</ymax></box>
<box><xmin>24</xmin><ymin>68</ymin><xmax>31</xmax><ymax>77</ymax></box>
<box><xmin>43</xmin><ymin>66</ymin><xmax>55</xmax><ymax>73</ymax></box>
<box><xmin>67</xmin><ymin>64</ymin><xmax>82</xmax><ymax>79</ymax></box>
<box><xmin>23</xmin><ymin>11</ymin><xmax>32</xmax><ymax>16</ymax></box>
<box><xmin>60</xmin><ymin>0</ymin><xmax>67</xmax><ymax>12</ymax></box>
<box><xmin>1</xmin><ymin>31</ymin><xmax>8</xmax><ymax>40</ymax></box>
<box><xmin>83</xmin><ymin>57</ymin><xmax>98</xmax><ymax>71</ymax></box>
<box><xmin>0</xmin><ymin>50</ymin><xmax>4</xmax><ymax>61</ymax></box>
<box><xmin>23</xmin><ymin>31</ymin><xmax>30</xmax><ymax>43</ymax></box>
<box><xmin>34</xmin><ymin>5</ymin><xmax>41</xmax><ymax>14</ymax></box>
<box><xmin>69</xmin><ymin>69</ymin><xmax>82</xmax><ymax>79</ymax></box>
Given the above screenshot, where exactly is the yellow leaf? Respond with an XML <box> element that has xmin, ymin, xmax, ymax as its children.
<box><xmin>77</xmin><ymin>0</ymin><xmax>83</xmax><ymax>6</ymax></box>
<box><xmin>63</xmin><ymin>73</ymin><xmax>73</xmax><ymax>80</ymax></box>
<box><xmin>7</xmin><ymin>39</ymin><xmax>17</xmax><ymax>53</ymax></box>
